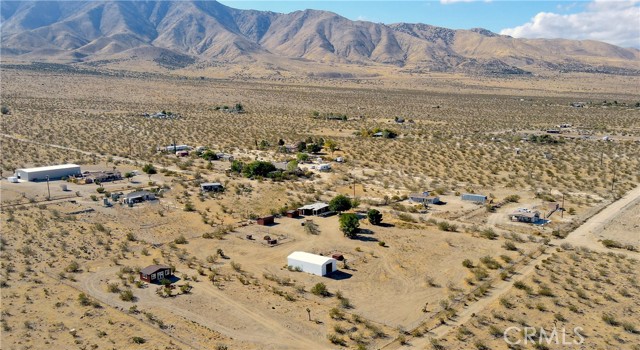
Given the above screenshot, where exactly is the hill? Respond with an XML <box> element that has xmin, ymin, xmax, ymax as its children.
<box><xmin>1</xmin><ymin>0</ymin><xmax>639</xmax><ymax>75</ymax></box>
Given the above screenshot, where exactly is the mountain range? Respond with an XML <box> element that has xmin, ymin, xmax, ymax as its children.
<box><xmin>1</xmin><ymin>0</ymin><xmax>639</xmax><ymax>75</ymax></box>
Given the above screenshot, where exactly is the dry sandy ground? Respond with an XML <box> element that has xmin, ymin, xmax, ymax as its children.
<box><xmin>1</xmin><ymin>66</ymin><xmax>639</xmax><ymax>350</ymax></box>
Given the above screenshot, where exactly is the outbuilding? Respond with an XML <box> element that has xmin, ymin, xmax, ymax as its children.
<box><xmin>461</xmin><ymin>193</ymin><xmax>487</xmax><ymax>204</ymax></box>
<box><xmin>298</xmin><ymin>202</ymin><xmax>330</xmax><ymax>216</ymax></box>
<box><xmin>409</xmin><ymin>191</ymin><xmax>440</xmax><ymax>204</ymax></box>
<box><xmin>510</xmin><ymin>211</ymin><xmax>541</xmax><ymax>223</ymax></box>
<box><xmin>139</xmin><ymin>265</ymin><xmax>172</xmax><ymax>283</ymax></box>
<box><xmin>287</xmin><ymin>251</ymin><xmax>337</xmax><ymax>276</ymax></box>
<box><xmin>201</xmin><ymin>182</ymin><xmax>224</xmax><ymax>192</ymax></box>
<box><xmin>256</xmin><ymin>215</ymin><xmax>275</xmax><ymax>225</ymax></box>
<box><xmin>15</xmin><ymin>164</ymin><xmax>81</xmax><ymax>181</ymax></box>
<box><xmin>124</xmin><ymin>190</ymin><xmax>156</xmax><ymax>204</ymax></box>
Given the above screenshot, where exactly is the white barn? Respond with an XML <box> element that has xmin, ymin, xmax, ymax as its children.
<box><xmin>287</xmin><ymin>251</ymin><xmax>337</xmax><ymax>276</ymax></box>
<box><xmin>15</xmin><ymin>164</ymin><xmax>81</xmax><ymax>181</ymax></box>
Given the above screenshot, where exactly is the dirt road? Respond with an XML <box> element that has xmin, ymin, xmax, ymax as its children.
<box><xmin>78</xmin><ymin>267</ymin><xmax>329</xmax><ymax>350</ymax></box>
<box><xmin>559</xmin><ymin>185</ymin><xmax>640</xmax><ymax>257</ymax></box>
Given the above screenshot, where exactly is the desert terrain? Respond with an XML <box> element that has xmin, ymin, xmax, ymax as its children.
<box><xmin>1</xmin><ymin>58</ymin><xmax>639</xmax><ymax>350</ymax></box>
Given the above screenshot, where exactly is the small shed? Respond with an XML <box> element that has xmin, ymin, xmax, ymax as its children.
<box><xmin>461</xmin><ymin>193</ymin><xmax>487</xmax><ymax>204</ymax></box>
<box><xmin>257</xmin><ymin>216</ymin><xmax>275</xmax><ymax>225</ymax></box>
<box><xmin>286</xmin><ymin>210</ymin><xmax>299</xmax><ymax>218</ymax></box>
<box><xmin>287</xmin><ymin>251</ymin><xmax>337</xmax><ymax>276</ymax></box>
<box><xmin>201</xmin><ymin>182</ymin><xmax>224</xmax><ymax>192</ymax></box>
<box><xmin>176</xmin><ymin>150</ymin><xmax>189</xmax><ymax>157</ymax></box>
<box><xmin>139</xmin><ymin>265</ymin><xmax>172</xmax><ymax>283</ymax></box>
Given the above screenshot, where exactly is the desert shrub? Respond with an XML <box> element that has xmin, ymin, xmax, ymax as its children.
<box><xmin>462</xmin><ymin>259</ymin><xmax>474</xmax><ymax>268</ymax></box>
<box><xmin>479</xmin><ymin>228</ymin><xmax>498</xmax><ymax>240</ymax></box>
<box><xmin>602</xmin><ymin>240</ymin><xmax>623</xmax><ymax>249</ymax></box>
<box><xmin>311</xmin><ymin>282</ymin><xmax>330</xmax><ymax>297</ymax></box>
<box><xmin>502</xmin><ymin>240</ymin><xmax>518</xmax><ymax>251</ymax></box>
<box><xmin>132</xmin><ymin>336</ymin><xmax>146</xmax><ymax>344</ymax></box>
<box><xmin>120</xmin><ymin>290</ymin><xmax>135</xmax><ymax>302</ymax></box>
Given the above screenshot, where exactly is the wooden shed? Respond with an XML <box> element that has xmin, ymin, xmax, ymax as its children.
<box><xmin>257</xmin><ymin>216</ymin><xmax>275</xmax><ymax>225</ymax></box>
<box><xmin>285</xmin><ymin>210</ymin><xmax>299</xmax><ymax>218</ymax></box>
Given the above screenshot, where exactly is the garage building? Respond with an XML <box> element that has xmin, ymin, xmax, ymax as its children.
<box><xmin>15</xmin><ymin>164</ymin><xmax>81</xmax><ymax>181</ymax></box>
<box><xmin>287</xmin><ymin>251</ymin><xmax>337</xmax><ymax>276</ymax></box>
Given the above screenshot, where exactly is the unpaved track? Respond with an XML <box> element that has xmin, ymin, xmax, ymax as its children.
<box><xmin>385</xmin><ymin>185</ymin><xmax>640</xmax><ymax>349</ymax></box>
<box><xmin>559</xmin><ymin>185</ymin><xmax>640</xmax><ymax>257</ymax></box>
<box><xmin>79</xmin><ymin>267</ymin><xmax>328</xmax><ymax>350</ymax></box>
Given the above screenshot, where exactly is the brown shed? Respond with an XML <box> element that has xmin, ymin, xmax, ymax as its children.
<box><xmin>257</xmin><ymin>216</ymin><xmax>275</xmax><ymax>225</ymax></box>
<box><xmin>285</xmin><ymin>210</ymin><xmax>299</xmax><ymax>218</ymax></box>
<box><xmin>139</xmin><ymin>265</ymin><xmax>172</xmax><ymax>283</ymax></box>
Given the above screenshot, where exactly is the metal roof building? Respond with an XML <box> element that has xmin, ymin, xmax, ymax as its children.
<box><xmin>287</xmin><ymin>251</ymin><xmax>337</xmax><ymax>276</ymax></box>
<box><xmin>15</xmin><ymin>164</ymin><xmax>81</xmax><ymax>181</ymax></box>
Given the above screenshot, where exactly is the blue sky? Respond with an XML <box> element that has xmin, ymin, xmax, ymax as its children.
<box><xmin>218</xmin><ymin>1</ymin><xmax>640</xmax><ymax>48</ymax></box>
<box><xmin>219</xmin><ymin>1</ymin><xmax>583</xmax><ymax>31</ymax></box>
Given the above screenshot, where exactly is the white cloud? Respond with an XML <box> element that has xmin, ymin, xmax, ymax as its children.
<box><xmin>500</xmin><ymin>0</ymin><xmax>640</xmax><ymax>48</ymax></box>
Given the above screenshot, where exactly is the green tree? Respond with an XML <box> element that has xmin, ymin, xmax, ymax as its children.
<box><xmin>339</xmin><ymin>213</ymin><xmax>360</xmax><ymax>238</ymax></box>
<box><xmin>230</xmin><ymin>160</ymin><xmax>244</xmax><ymax>173</ymax></box>
<box><xmin>367</xmin><ymin>209</ymin><xmax>383</xmax><ymax>225</ymax></box>
<box><xmin>124</xmin><ymin>172</ymin><xmax>134</xmax><ymax>182</ymax></box>
<box><xmin>329</xmin><ymin>194</ymin><xmax>352</xmax><ymax>212</ymax></box>
<box><xmin>142</xmin><ymin>164</ymin><xmax>157</xmax><ymax>180</ymax></box>
<box><xmin>286</xmin><ymin>160</ymin><xmax>299</xmax><ymax>173</ymax></box>
<box><xmin>296</xmin><ymin>152</ymin><xmax>309</xmax><ymax>163</ymax></box>
<box><xmin>242</xmin><ymin>161</ymin><xmax>276</xmax><ymax>178</ymax></box>
<box><xmin>306</xmin><ymin>143</ymin><xmax>322</xmax><ymax>154</ymax></box>
<box><xmin>201</xmin><ymin>150</ymin><xmax>218</xmax><ymax>161</ymax></box>
<box><xmin>324</xmin><ymin>139</ymin><xmax>338</xmax><ymax>154</ymax></box>
<box><xmin>297</xmin><ymin>142</ymin><xmax>307</xmax><ymax>152</ymax></box>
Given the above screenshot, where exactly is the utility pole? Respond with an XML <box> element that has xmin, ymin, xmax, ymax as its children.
<box><xmin>46</xmin><ymin>176</ymin><xmax>51</xmax><ymax>200</ymax></box>
<box><xmin>561</xmin><ymin>193</ymin><xmax>564</xmax><ymax>218</ymax></box>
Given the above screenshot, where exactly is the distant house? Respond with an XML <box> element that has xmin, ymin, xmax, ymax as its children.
<box><xmin>570</xmin><ymin>102</ymin><xmax>585</xmax><ymax>108</ymax></box>
<box><xmin>372</xmin><ymin>132</ymin><xmax>384</xmax><ymax>138</ymax></box>
<box><xmin>461</xmin><ymin>193</ymin><xmax>487</xmax><ymax>204</ymax></box>
<box><xmin>546</xmin><ymin>129</ymin><xmax>561</xmax><ymax>134</ymax></box>
<box><xmin>256</xmin><ymin>216</ymin><xmax>275</xmax><ymax>226</ymax></box>
<box><xmin>317</xmin><ymin>164</ymin><xmax>331</xmax><ymax>172</ymax></box>
<box><xmin>287</xmin><ymin>251</ymin><xmax>337</xmax><ymax>276</ymax></box>
<box><xmin>124</xmin><ymin>190</ymin><xmax>156</xmax><ymax>204</ymax></box>
<box><xmin>139</xmin><ymin>265</ymin><xmax>172</xmax><ymax>283</ymax></box>
<box><xmin>298</xmin><ymin>202</ymin><xmax>330</xmax><ymax>216</ymax></box>
<box><xmin>217</xmin><ymin>153</ymin><xmax>234</xmax><ymax>162</ymax></box>
<box><xmin>161</xmin><ymin>144</ymin><xmax>190</xmax><ymax>152</ymax></box>
<box><xmin>200</xmin><ymin>182</ymin><xmax>224</xmax><ymax>192</ymax></box>
<box><xmin>409</xmin><ymin>191</ymin><xmax>440</xmax><ymax>205</ymax></box>
<box><xmin>510</xmin><ymin>211</ymin><xmax>541</xmax><ymax>223</ymax></box>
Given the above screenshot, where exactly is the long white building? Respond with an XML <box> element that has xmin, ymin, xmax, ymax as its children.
<box><xmin>287</xmin><ymin>251</ymin><xmax>337</xmax><ymax>276</ymax></box>
<box><xmin>15</xmin><ymin>164</ymin><xmax>81</xmax><ymax>181</ymax></box>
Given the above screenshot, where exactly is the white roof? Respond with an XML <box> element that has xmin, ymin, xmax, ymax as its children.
<box><xmin>298</xmin><ymin>202</ymin><xmax>329</xmax><ymax>210</ymax></box>
<box><xmin>16</xmin><ymin>164</ymin><xmax>80</xmax><ymax>172</ymax></box>
<box><xmin>288</xmin><ymin>251</ymin><xmax>335</xmax><ymax>265</ymax></box>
